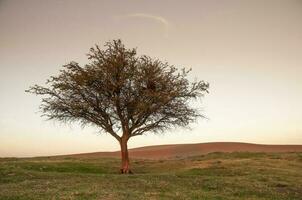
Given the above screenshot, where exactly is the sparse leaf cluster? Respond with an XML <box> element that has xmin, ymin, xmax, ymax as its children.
<box><xmin>27</xmin><ymin>40</ymin><xmax>209</xmax><ymax>141</ymax></box>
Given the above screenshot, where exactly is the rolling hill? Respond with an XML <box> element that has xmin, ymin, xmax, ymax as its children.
<box><xmin>67</xmin><ymin>142</ymin><xmax>302</xmax><ymax>159</ymax></box>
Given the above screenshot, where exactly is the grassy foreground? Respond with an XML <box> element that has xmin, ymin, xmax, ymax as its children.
<box><xmin>1</xmin><ymin>152</ymin><xmax>302</xmax><ymax>200</ymax></box>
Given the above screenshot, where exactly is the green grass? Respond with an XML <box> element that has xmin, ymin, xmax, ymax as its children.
<box><xmin>1</xmin><ymin>152</ymin><xmax>302</xmax><ymax>199</ymax></box>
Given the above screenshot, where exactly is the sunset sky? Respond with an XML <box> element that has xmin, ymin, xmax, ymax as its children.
<box><xmin>1</xmin><ymin>0</ymin><xmax>302</xmax><ymax>157</ymax></box>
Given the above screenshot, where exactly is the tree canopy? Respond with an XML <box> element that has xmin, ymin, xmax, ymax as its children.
<box><xmin>27</xmin><ymin>39</ymin><xmax>209</xmax><ymax>173</ymax></box>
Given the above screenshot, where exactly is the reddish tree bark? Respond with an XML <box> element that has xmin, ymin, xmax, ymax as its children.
<box><xmin>119</xmin><ymin>136</ymin><xmax>132</xmax><ymax>174</ymax></box>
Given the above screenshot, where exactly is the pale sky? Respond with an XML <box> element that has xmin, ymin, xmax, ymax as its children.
<box><xmin>1</xmin><ymin>0</ymin><xmax>302</xmax><ymax>157</ymax></box>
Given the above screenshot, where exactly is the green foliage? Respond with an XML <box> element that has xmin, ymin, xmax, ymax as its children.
<box><xmin>27</xmin><ymin>40</ymin><xmax>209</xmax><ymax>139</ymax></box>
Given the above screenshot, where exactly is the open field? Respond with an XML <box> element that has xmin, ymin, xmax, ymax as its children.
<box><xmin>1</xmin><ymin>145</ymin><xmax>302</xmax><ymax>199</ymax></box>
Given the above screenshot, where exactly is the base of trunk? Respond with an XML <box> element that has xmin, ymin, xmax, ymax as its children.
<box><xmin>120</xmin><ymin>136</ymin><xmax>132</xmax><ymax>174</ymax></box>
<box><xmin>120</xmin><ymin>168</ymin><xmax>133</xmax><ymax>174</ymax></box>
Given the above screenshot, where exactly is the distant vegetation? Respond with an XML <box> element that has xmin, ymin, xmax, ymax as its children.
<box><xmin>1</xmin><ymin>152</ymin><xmax>302</xmax><ymax>199</ymax></box>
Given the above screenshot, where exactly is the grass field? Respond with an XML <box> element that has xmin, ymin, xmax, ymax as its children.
<box><xmin>1</xmin><ymin>152</ymin><xmax>302</xmax><ymax>200</ymax></box>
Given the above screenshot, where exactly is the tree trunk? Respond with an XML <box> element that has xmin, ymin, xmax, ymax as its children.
<box><xmin>119</xmin><ymin>137</ymin><xmax>132</xmax><ymax>174</ymax></box>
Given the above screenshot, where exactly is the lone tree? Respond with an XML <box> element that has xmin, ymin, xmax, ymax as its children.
<box><xmin>27</xmin><ymin>40</ymin><xmax>209</xmax><ymax>173</ymax></box>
